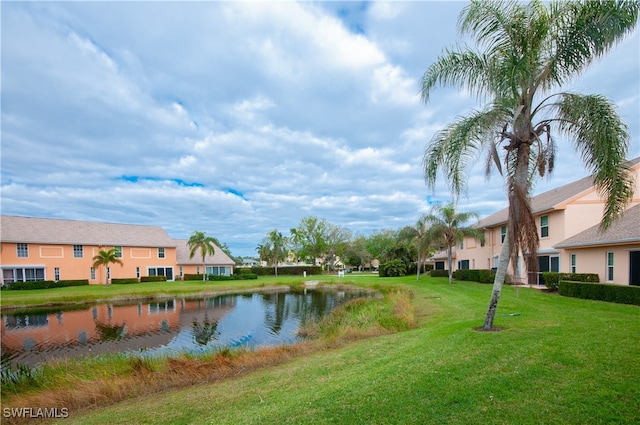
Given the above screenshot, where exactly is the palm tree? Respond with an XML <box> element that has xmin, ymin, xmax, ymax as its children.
<box><xmin>262</xmin><ymin>229</ymin><xmax>288</xmax><ymax>277</ymax></box>
<box><xmin>421</xmin><ymin>0</ymin><xmax>637</xmax><ymax>329</ymax></box>
<box><xmin>399</xmin><ymin>215</ymin><xmax>435</xmax><ymax>280</ymax></box>
<box><xmin>187</xmin><ymin>231</ymin><xmax>220</xmax><ymax>281</ymax></box>
<box><xmin>424</xmin><ymin>203</ymin><xmax>484</xmax><ymax>285</ymax></box>
<box><xmin>92</xmin><ymin>248</ymin><xmax>123</xmax><ymax>285</ymax></box>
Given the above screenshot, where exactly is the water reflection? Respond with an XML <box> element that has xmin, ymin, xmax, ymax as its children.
<box><xmin>1</xmin><ymin>288</ymin><xmax>367</xmax><ymax>368</ymax></box>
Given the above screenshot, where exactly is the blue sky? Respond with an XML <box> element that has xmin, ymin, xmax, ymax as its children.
<box><xmin>2</xmin><ymin>1</ymin><xmax>638</xmax><ymax>258</ymax></box>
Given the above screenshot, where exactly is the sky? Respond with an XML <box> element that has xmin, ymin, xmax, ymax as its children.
<box><xmin>2</xmin><ymin>1</ymin><xmax>639</xmax><ymax>258</ymax></box>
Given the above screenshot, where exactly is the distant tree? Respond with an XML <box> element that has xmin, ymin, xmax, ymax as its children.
<box><xmin>255</xmin><ymin>243</ymin><xmax>269</xmax><ymax>265</ymax></box>
<box><xmin>290</xmin><ymin>217</ymin><xmax>328</xmax><ymax>265</ymax></box>
<box><xmin>187</xmin><ymin>231</ymin><xmax>220</xmax><ymax>281</ymax></box>
<box><xmin>399</xmin><ymin>215</ymin><xmax>436</xmax><ymax>280</ymax></box>
<box><xmin>92</xmin><ymin>248</ymin><xmax>123</xmax><ymax>285</ymax></box>
<box><xmin>424</xmin><ymin>203</ymin><xmax>484</xmax><ymax>285</ymax></box>
<box><xmin>421</xmin><ymin>0</ymin><xmax>637</xmax><ymax>328</ymax></box>
<box><xmin>262</xmin><ymin>229</ymin><xmax>288</xmax><ymax>276</ymax></box>
<box><xmin>343</xmin><ymin>236</ymin><xmax>373</xmax><ymax>271</ymax></box>
<box><xmin>323</xmin><ymin>224</ymin><xmax>353</xmax><ymax>270</ymax></box>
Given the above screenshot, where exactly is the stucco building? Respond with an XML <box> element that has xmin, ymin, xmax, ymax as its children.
<box><xmin>0</xmin><ymin>216</ymin><xmax>234</xmax><ymax>284</ymax></box>
<box><xmin>438</xmin><ymin>157</ymin><xmax>640</xmax><ymax>286</ymax></box>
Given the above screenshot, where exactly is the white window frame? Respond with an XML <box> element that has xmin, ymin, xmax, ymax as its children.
<box><xmin>570</xmin><ymin>254</ymin><xmax>576</xmax><ymax>273</ymax></box>
<box><xmin>158</xmin><ymin>247</ymin><xmax>165</xmax><ymax>259</ymax></box>
<box><xmin>540</xmin><ymin>215</ymin><xmax>549</xmax><ymax>238</ymax></box>
<box><xmin>90</xmin><ymin>267</ymin><xmax>96</xmax><ymax>280</ymax></box>
<box><xmin>114</xmin><ymin>246</ymin><xmax>123</xmax><ymax>258</ymax></box>
<box><xmin>500</xmin><ymin>226</ymin><xmax>507</xmax><ymax>244</ymax></box>
<box><xmin>73</xmin><ymin>245</ymin><xmax>84</xmax><ymax>258</ymax></box>
<box><xmin>17</xmin><ymin>243</ymin><xmax>29</xmax><ymax>258</ymax></box>
<box><xmin>54</xmin><ymin>267</ymin><xmax>60</xmax><ymax>281</ymax></box>
<box><xmin>607</xmin><ymin>252</ymin><xmax>614</xmax><ymax>281</ymax></box>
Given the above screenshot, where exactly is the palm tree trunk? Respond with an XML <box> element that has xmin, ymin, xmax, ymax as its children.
<box><xmin>447</xmin><ymin>246</ymin><xmax>453</xmax><ymax>284</ymax></box>
<box><xmin>482</xmin><ymin>232</ymin><xmax>510</xmax><ymax>330</ymax></box>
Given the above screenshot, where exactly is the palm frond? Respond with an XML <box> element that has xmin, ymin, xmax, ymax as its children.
<box><xmin>554</xmin><ymin>92</ymin><xmax>635</xmax><ymax>229</ymax></box>
<box><xmin>423</xmin><ymin>107</ymin><xmax>508</xmax><ymax>196</ymax></box>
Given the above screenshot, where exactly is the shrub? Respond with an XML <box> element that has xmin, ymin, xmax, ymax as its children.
<box><xmin>380</xmin><ymin>259</ymin><xmax>407</xmax><ymax>277</ymax></box>
<box><xmin>559</xmin><ymin>281</ymin><xmax>640</xmax><ymax>306</ymax></box>
<box><xmin>542</xmin><ymin>272</ymin><xmax>599</xmax><ymax>291</ymax></box>
<box><xmin>111</xmin><ymin>278</ymin><xmax>139</xmax><ymax>284</ymax></box>
<box><xmin>184</xmin><ymin>274</ymin><xmax>204</xmax><ymax>281</ymax></box>
<box><xmin>452</xmin><ymin>269</ymin><xmax>495</xmax><ymax>284</ymax></box>
<box><xmin>430</xmin><ymin>270</ymin><xmax>449</xmax><ymax>278</ymax></box>
<box><xmin>6</xmin><ymin>279</ymin><xmax>89</xmax><ymax>290</ymax></box>
<box><xmin>140</xmin><ymin>276</ymin><xmax>167</xmax><ymax>282</ymax></box>
<box><xmin>249</xmin><ymin>266</ymin><xmax>322</xmax><ymax>276</ymax></box>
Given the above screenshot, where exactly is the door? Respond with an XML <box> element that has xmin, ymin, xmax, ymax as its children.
<box><xmin>536</xmin><ymin>255</ymin><xmax>559</xmax><ymax>286</ymax></box>
<box><xmin>630</xmin><ymin>251</ymin><xmax>640</xmax><ymax>286</ymax></box>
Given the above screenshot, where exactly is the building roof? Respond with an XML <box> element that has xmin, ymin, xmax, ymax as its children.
<box><xmin>0</xmin><ymin>215</ymin><xmax>176</xmax><ymax>247</ymax></box>
<box><xmin>475</xmin><ymin>157</ymin><xmax>640</xmax><ymax>228</ymax></box>
<box><xmin>554</xmin><ymin>204</ymin><xmax>640</xmax><ymax>249</ymax></box>
<box><xmin>174</xmin><ymin>239</ymin><xmax>235</xmax><ymax>266</ymax></box>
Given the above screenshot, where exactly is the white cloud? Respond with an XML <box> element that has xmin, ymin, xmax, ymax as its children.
<box><xmin>1</xmin><ymin>1</ymin><xmax>638</xmax><ymax>257</ymax></box>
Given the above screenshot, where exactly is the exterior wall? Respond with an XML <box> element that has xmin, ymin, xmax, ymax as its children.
<box><xmin>0</xmin><ymin>242</ymin><xmax>177</xmax><ymax>284</ymax></box>
<box><xmin>560</xmin><ymin>245</ymin><xmax>640</xmax><ymax>284</ymax></box>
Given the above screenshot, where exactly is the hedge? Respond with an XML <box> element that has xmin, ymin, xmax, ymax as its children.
<box><xmin>5</xmin><ymin>279</ymin><xmax>89</xmax><ymax>290</ymax></box>
<box><xmin>249</xmin><ymin>266</ymin><xmax>323</xmax><ymax>276</ymax></box>
<box><xmin>558</xmin><ymin>281</ymin><xmax>640</xmax><ymax>306</ymax></box>
<box><xmin>111</xmin><ymin>278</ymin><xmax>139</xmax><ymax>284</ymax></box>
<box><xmin>542</xmin><ymin>272</ymin><xmax>599</xmax><ymax>291</ymax></box>
<box><xmin>140</xmin><ymin>276</ymin><xmax>167</xmax><ymax>282</ymax></box>
<box><xmin>430</xmin><ymin>270</ymin><xmax>449</xmax><ymax>278</ymax></box>
<box><xmin>453</xmin><ymin>269</ymin><xmax>496</xmax><ymax>284</ymax></box>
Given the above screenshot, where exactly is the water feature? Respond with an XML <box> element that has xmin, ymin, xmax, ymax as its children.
<box><xmin>1</xmin><ymin>287</ymin><xmax>369</xmax><ymax>368</ymax></box>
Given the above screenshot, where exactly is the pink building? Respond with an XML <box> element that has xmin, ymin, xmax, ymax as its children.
<box><xmin>435</xmin><ymin>157</ymin><xmax>640</xmax><ymax>286</ymax></box>
<box><xmin>0</xmin><ymin>216</ymin><xmax>234</xmax><ymax>284</ymax></box>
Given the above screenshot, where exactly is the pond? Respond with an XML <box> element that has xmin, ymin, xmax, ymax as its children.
<box><xmin>1</xmin><ymin>287</ymin><xmax>369</xmax><ymax>368</ymax></box>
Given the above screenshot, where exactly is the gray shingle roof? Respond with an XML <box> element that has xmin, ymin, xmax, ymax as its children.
<box><xmin>475</xmin><ymin>157</ymin><xmax>640</xmax><ymax>228</ymax></box>
<box><xmin>0</xmin><ymin>216</ymin><xmax>175</xmax><ymax>247</ymax></box>
<box><xmin>174</xmin><ymin>239</ymin><xmax>235</xmax><ymax>266</ymax></box>
<box><xmin>554</xmin><ymin>204</ymin><xmax>640</xmax><ymax>248</ymax></box>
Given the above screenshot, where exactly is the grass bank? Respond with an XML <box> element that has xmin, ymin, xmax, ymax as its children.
<box><xmin>0</xmin><ymin>276</ymin><xmax>314</xmax><ymax>309</ymax></box>
<box><xmin>4</xmin><ymin>275</ymin><xmax>640</xmax><ymax>424</ymax></box>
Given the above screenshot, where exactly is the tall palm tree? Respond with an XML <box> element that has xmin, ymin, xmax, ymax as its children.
<box><xmin>187</xmin><ymin>231</ymin><xmax>220</xmax><ymax>281</ymax></box>
<box><xmin>424</xmin><ymin>203</ymin><xmax>484</xmax><ymax>285</ymax></box>
<box><xmin>399</xmin><ymin>215</ymin><xmax>435</xmax><ymax>280</ymax></box>
<box><xmin>263</xmin><ymin>229</ymin><xmax>288</xmax><ymax>277</ymax></box>
<box><xmin>421</xmin><ymin>0</ymin><xmax>637</xmax><ymax>329</ymax></box>
<box><xmin>92</xmin><ymin>248</ymin><xmax>123</xmax><ymax>285</ymax></box>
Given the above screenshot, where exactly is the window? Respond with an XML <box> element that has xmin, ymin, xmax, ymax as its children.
<box><xmin>540</xmin><ymin>215</ymin><xmax>549</xmax><ymax>238</ymax></box>
<box><xmin>17</xmin><ymin>243</ymin><xmax>28</xmax><ymax>258</ymax></box>
<box><xmin>607</xmin><ymin>252</ymin><xmax>614</xmax><ymax>281</ymax></box>
<box><xmin>107</xmin><ymin>267</ymin><xmax>111</xmax><ymax>280</ymax></box>
<box><xmin>205</xmin><ymin>266</ymin><xmax>231</xmax><ymax>276</ymax></box>
<box><xmin>500</xmin><ymin>226</ymin><xmax>507</xmax><ymax>244</ymax></box>
<box><xmin>179</xmin><ymin>266</ymin><xmax>183</xmax><ymax>277</ymax></box>
<box><xmin>158</xmin><ymin>247</ymin><xmax>165</xmax><ymax>259</ymax></box>
<box><xmin>136</xmin><ymin>267</ymin><xmax>140</xmax><ymax>278</ymax></box>
<box><xmin>90</xmin><ymin>267</ymin><xmax>96</xmax><ymax>280</ymax></box>
<box><xmin>481</xmin><ymin>232</ymin><xmax>486</xmax><ymax>247</ymax></box>
<box><xmin>459</xmin><ymin>240</ymin><xmax>464</xmax><ymax>249</ymax></box>
<box><xmin>458</xmin><ymin>260</ymin><xmax>470</xmax><ymax>270</ymax></box>
<box><xmin>73</xmin><ymin>245</ymin><xmax>83</xmax><ymax>258</ymax></box>
<box><xmin>148</xmin><ymin>267</ymin><xmax>174</xmax><ymax>281</ymax></box>
<box><xmin>54</xmin><ymin>267</ymin><xmax>60</xmax><ymax>281</ymax></box>
<box><xmin>2</xmin><ymin>267</ymin><xmax>45</xmax><ymax>283</ymax></box>
<box><xmin>114</xmin><ymin>246</ymin><xmax>123</xmax><ymax>258</ymax></box>
<box><xmin>196</xmin><ymin>266</ymin><xmax>200</xmax><ymax>275</ymax></box>
<box><xmin>571</xmin><ymin>254</ymin><xmax>577</xmax><ymax>273</ymax></box>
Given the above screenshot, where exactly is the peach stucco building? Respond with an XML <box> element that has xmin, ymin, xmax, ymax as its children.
<box><xmin>0</xmin><ymin>216</ymin><xmax>234</xmax><ymax>285</ymax></box>
<box><xmin>438</xmin><ymin>157</ymin><xmax>640</xmax><ymax>286</ymax></box>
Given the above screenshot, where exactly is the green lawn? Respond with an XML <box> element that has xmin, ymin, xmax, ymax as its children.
<box><xmin>38</xmin><ymin>275</ymin><xmax>639</xmax><ymax>425</ymax></box>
